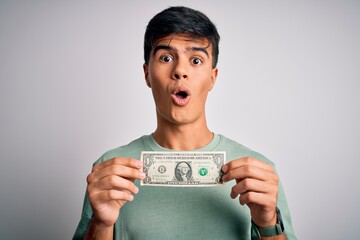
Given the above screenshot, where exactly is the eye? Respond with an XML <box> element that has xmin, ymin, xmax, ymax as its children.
<box><xmin>160</xmin><ymin>55</ymin><xmax>174</xmax><ymax>63</ymax></box>
<box><xmin>191</xmin><ymin>57</ymin><xmax>203</xmax><ymax>65</ymax></box>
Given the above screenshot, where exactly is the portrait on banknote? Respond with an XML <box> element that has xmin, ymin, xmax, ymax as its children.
<box><xmin>175</xmin><ymin>161</ymin><xmax>192</xmax><ymax>181</ymax></box>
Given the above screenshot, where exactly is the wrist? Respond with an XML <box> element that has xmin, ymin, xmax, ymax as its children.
<box><xmin>252</xmin><ymin>209</ymin><xmax>277</xmax><ymax>228</ymax></box>
<box><xmin>91</xmin><ymin>217</ymin><xmax>114</xmax><ymax>230</ymax></box>
<box><xmin>84</xmin><ymin>217</ymin><xmax>114</xmax><ymax>240</ymax></box>
<box><xmin>251</xmin><ymin>207</ymin><xmax>285</xmax><ymax>238</ymax></box>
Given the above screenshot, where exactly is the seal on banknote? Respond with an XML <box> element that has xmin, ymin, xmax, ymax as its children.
<box><xmin>158</xmin><ymin>165</ymin><xmax>166</xmax><ymax>173</ymax></box>
<box><xmin>199</xmin><ymin>167</ymin><xmax>208</xmax><ymax>176</ymax></box>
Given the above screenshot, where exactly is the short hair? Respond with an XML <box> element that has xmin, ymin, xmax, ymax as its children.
<box><xmin>144</xmin><ymin>6</ymin><xmax>220</xmax><ymax>68</ymax></box>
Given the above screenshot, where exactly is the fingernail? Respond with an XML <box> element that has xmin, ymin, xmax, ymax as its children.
<box><xmin>128</xmin><ymin>195</ymin><xmax>134</xmax><ymax>201</ymax></box>
<box><xmin>222</xmin><ymin>175</ymin><xmax>227</xmax><ymax>182</ymax></box>
<box><xmin>136</xmin><ymin>161</ymin><xmax>143</xmax><ymax>169</ymax></box>
<box><xmin>222</xmin><ymin>165</ymin><xmax>228</xmax><ymax>173</ymax></box>
<box><xmin>134</xmin><ymin>187</ymin><xmax>139</xmax><ymax>194</ymax></box>
<box><xmin>139</xmin><ymin>171</ymin><xmax>146</xmax><ymax>179</ymax></box>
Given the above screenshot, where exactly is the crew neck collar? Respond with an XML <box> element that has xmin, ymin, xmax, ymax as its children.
<box><xmin>144</xmin><ymin>133</ymin><xmax>221</xmax><ymax>152</ymax></box>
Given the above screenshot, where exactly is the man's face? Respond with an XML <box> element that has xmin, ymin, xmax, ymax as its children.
<box><xmin>143</xmin><ymin>33</ymin><xmax>218</xmax><ymax>126</ymax></box>
<box><xmin>178</xmin><ymin>163</ymin><xmax>190</xmax><ymax>175</ymax></box>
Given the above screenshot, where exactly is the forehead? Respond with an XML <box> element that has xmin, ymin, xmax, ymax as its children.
<box><xmin>178</xmin><ymin>162</ymin><xmax>189</xmax><ymax>167</ymax></box>
<box><xmin>153</xmin><ymin>33</ymin><xmax>211</xmax><ymax>51</ymax></box>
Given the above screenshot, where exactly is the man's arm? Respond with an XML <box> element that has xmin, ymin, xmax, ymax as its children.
<box><xmin>83</xmin><ymin>218</ymin><xmax>113</xmax><ymax>240</ymax></box>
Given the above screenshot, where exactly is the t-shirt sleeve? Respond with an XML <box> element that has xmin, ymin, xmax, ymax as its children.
<box><xmin>73</xmin><ymin>191</ymin><xmax>93</xmax><ymax>240</ymax></box>
<box><xmin>277</xmin><ymin>180</ymin><xmax>297</xmax><ymax>239</ymax></box>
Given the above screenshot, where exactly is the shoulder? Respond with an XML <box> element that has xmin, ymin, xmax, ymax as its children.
<box><xmin>93</xmin><ymin>135</ymin><xmax>150</xmax><ymax>165</ymax></box>
<box><xmin>217</xmin><ymin>134</ymin><xmax>274</xmax><ymax>166</ymax></box>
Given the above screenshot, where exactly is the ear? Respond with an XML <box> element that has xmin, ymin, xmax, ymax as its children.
<box><xmin>143</xmin><ymin>63</ymin><xmax>151</xmax><ymax>88</ymax></box>
<box><xmin>209</xmin><ymin>67</ymin><xmax>218</xmax><ymax>91</ymax></box>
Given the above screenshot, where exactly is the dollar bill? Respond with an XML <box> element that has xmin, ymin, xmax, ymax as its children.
<box><xmin>140</xmin><ymin>151</ymin><xmax>226</xmax><ymax>187</ymax></box>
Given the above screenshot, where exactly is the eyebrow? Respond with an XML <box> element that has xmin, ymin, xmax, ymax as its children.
<box><xmin>152</xmin><ymin>45</ymin><xmax>209</xmax><ymax>57</ymax></box>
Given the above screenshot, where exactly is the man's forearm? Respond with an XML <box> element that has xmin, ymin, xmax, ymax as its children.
<box><xmin>83</xmin><ymin>218</ymin><xmax>113</xmax><ymax>240</ymax></box>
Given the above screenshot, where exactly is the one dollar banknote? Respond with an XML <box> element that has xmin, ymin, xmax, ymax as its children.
<box><xmin>140</xmin><ymin>151</ymin><xmax>226</xmax><ymax>187</ymax></box>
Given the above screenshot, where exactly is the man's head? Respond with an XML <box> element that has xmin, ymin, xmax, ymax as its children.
<box><xmin>144</xmin><ymin>6</ymin><xmax>220</xmax><ymax>68</ymax></box>
<box><xmin>143</xmin><ymin>6</ymin><xmax>220</xmax><ymax>128</ymax></box>
<box><xmin>177</xmin><ymin>162</ymin><xmax>190</xmax><ymax>175</ymax></box>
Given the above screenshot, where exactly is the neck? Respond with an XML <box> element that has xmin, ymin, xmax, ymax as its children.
<box><xmin>153</xmin><ymin>116</ymin><xmax>213</xmax><ymax>151</ymax></box>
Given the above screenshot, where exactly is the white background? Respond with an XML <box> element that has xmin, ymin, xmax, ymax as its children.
<box><xmin>0</xmin><ymin>1</ymin><xmax>359</xmax><ymax>239</ymax></box>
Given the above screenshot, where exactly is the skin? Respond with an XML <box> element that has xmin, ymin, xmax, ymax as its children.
<box><xmin>84</xmin><ymin>33</ymin><xmax>286</xmax><ymax>239</ymax></box>
<box><xmin>85</xmin><ymin>158</ymin><xmax>145</xmax><ymax>239</ymax></box>
<box><xmin>143</xmin><ymin>34</ymin><xmax>218</xmax><ymax>150</ymax></box>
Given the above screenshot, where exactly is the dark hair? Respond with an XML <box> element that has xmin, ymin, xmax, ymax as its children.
<box><xmin>144</xmin><ymin>6</ymin><xmax>220</xmax><ymax>68</ymax></box>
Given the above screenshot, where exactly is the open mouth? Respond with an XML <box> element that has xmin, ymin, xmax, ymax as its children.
<box><xmin>175</xmin><ymin>91</ymin><xmax>189</xmax><ymax>99</ymax></box>
<box><xmin>172</xmin><ymin>88</ymin><xmax>190</xmax><ymax>106</ymax></box>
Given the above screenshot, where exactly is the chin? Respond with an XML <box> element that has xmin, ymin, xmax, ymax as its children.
<box><xmin>168</xmin><ymin>117</ymin><xmax>193</xmax><ymax>125</ymax></box>
<box><xmin>159</xmin><ymin>114</ymin><xmax>192</xmax><ymax>125</ymax></box>
<box><xmin>158</xmin><ymin>107</ymin><xmax>202</xmax><ymax>126</ymax></box>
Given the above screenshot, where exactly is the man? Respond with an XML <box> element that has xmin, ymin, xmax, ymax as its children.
<box><xmin>175</xmin><ymin>162</ymin><xmax>192</xmax><ymax>181</ymax></box>
<box><xmin>73</xmin><ymin>6</ymin><xmax>296</xmax><ymax>240</ymax></box>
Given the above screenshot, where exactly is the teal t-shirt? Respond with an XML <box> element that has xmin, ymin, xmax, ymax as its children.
<box><xmin>73</xmin><ymin>134</ymin><xmax>296</xmax><ymax>240</ymax></box>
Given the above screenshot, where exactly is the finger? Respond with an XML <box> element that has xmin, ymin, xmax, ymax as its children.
<box><xmin>91</xmin><ymin>175</ymin><xmax>140</xmax><ymax>194</ymax></box>
<box><xmin>93</xmin><ymin>157</ymin><xmax>142</xmax><ymax>172</ymax></box>
<box><xmin>238</xmin><ymin>191</ymin><xmax>277</xmax><ymax>208</ymax></box>
<box><xmin>222</xmin><ymin>165</ymin><xmax>278</xmax><ymax>183</ymax></box>
<box><xmin>230</xmin><ymin>178</ymin><xmax>278</xmax><ymax>199</ymax></box>
<box><xmin>89</xmin><ymin>164</ymin><xmax>146</xmax><ymax>183</ymax></box>
<box><xmin>91</xmin><ymin>189</ymin><xmax>135</xmax><ymax>203</ymax></box>
<box><xmin>223</xmin><ymin>157</ymin><xmax>274</xmax><ymax>173</ymax></box>
<box><xmin>116</xmin><ymin>190</ymin><xmax>132</xmax><ymax>208</ymax></box>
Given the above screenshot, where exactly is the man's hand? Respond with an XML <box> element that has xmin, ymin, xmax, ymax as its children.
<box><xmin>86</xmin><ymin>157</ymin><xmax>145</xmax><ymax>228</ymax></box>
<box><xmin>222</xmin><ymin>157</ymin><xmax>279</xmax><ymax>228</ymax></box>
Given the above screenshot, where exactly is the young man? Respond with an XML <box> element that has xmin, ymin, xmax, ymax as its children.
<box><xmin>73</xmin><ymin>6</ymin><xmax>296</xmax><ymax>240</ymax></box>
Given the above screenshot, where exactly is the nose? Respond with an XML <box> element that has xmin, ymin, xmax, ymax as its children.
<box><xmin>172</xmin><ymin>60</ymin><xmax>188</xmax><ymax>80</ymax></box>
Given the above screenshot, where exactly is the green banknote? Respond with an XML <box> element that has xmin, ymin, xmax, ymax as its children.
<box><xmin>141</xmin><ymin>151</ymin><xmax>226</xmax><ymax>187</ymax></box>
